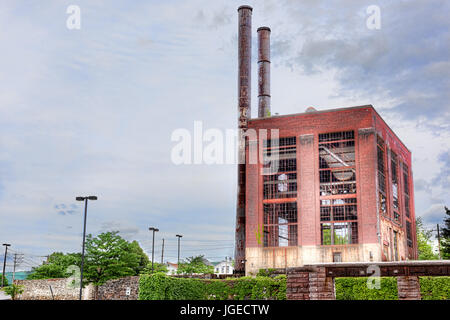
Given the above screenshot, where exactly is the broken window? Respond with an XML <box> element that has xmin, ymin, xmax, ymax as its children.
<box><xmin>402</xmin><ymin>163</ymin><xmax>411</xmax><ymax>218</ymax></box>
<box><xmin>263</xmin><ymin>137</ymin><xmax>297</xmax><ymax>199</ymax></box>
<box><xmin>318</xmin><ymin>131</ymin><xmax>356</xmax><ymax>196</ymax></box>
<box><xmin>377</xmin><ymin>136</ymin><xmax>387</xmax><ymax>216</ymax></box>
<box><xmin>321</xmin><ymin>222</ymin><xmax>358</xmax><ymax>245</ymax></box>
<box><xmin>406</xmin><ymin>221</ymin><xmax>413</xmax><ymax>248</ymax></box>
<box><xmin>391</xmin><ymin>151</ymin><xmax>401</xmax><ymax>223</ymax></box>
<box><xmin>263</xmin><ymin>202</ymin><xmax>298</xmax><ymax>247</ymax></box>
<box><xmin>320</xmin><ymin>198</ymin><xmax>358</xmax><ymax>245</ymax></box>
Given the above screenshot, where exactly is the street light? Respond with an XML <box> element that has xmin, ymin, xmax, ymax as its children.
<box><xmin>1</xmin><ymin>244</ymin><xmax>11</xmax><ymax>288</ymax></box>
<box><xmin>76</xmin><ymin>195</ymin><xmax>97</xmax><ymax>300</ymax></box>
<box><xmin>176</xmin><ymin>234</ymin><xmax>183</xmax><ymax>265</ymax></box>
<box><xmin>149</xmin><ymin>227</ymin><xmax>159</xmax><ymax>273</ymax></box>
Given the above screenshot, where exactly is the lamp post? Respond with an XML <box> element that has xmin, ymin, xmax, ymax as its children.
<box><xmin>149</xmin><ymin>227</ymin><xmax>159</xmax><ymax>273</ymax></box>
<box><xmin>76</xmin><ymin>195</ymin><xmax>97</xmax><ymax>300</ymax></box>
<box><xmin>1</xmin><ymin>244</ymin><xmax>11</xmax><ymax>288</ymax></box>
<box><xmin>176</xmin><ymin>234</ymin><xmax>182</xmax><ymax>265</ymax></box>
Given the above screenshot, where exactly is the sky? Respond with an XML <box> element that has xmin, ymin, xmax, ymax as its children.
<box><xmin>0</xmin><ymin>0</ymin><xmax>449</xmax><ymax>271</ymax></box>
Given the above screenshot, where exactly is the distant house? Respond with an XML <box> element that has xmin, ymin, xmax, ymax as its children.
<box><xmin>166</xmin><ymin>262</ymin><xmax>178</xmax><ymax>275</ymax></box>
<box><xmin>213</xmin><ymin>259</ymin><xmax>234</xmax><ymax>275</ymax></box>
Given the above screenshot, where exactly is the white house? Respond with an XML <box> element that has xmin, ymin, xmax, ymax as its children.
<box><xmin>213</xmin><ymin>258</ymin><xmax>234</xmax><ymax>275</ymax></box>
<box><xmin>166</xmin><ymin>262</ymin><xmax>178</xmax><ymax>275</ymax></box>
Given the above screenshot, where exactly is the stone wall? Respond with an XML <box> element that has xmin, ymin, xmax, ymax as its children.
<box><xmin>96</xmin><ymin>276</ymin><xmax>139</xmax><ymax>300</ymax></box>
<box><xmin>15</xmin><ymin>278</ymin><xmax>94</xmax><ymax>300</ymax></box>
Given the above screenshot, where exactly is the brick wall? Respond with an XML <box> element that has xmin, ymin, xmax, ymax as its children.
<box><xmin>397</xmin><ymin>276</ymin><xmax>421</xmax><ymax>300</ymax></box>
<box><xmin>286</xmin><ymin>267</ymin><xmax>335</xmax><ymax>300</ymax></box>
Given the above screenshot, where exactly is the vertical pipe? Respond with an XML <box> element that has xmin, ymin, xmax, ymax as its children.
<box><xmin>79</xmin><ymin>199</ymin><xmax>88</xmax><ymax>300</ymax></box>
<box><xmin>235</xmin><ymin>5</ymin><xmax>252</xmax><ymax>275</ymax></box>
<box><xmin>151</xmin><ymin>230</ymin><xmax>155</xmax><ymax>273</ymax></box>
<box><xmin>257</xmin><ymin>27</ymin><xmax>271</xmax><ymax>118</ymax></box>
<box><xmin>161</xmin><ymin>238</ymin><xmax>165</xmax><ymax>264</ymax></box>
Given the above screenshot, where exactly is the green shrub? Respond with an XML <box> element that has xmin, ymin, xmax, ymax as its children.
<box><xmin>420</xmin><ymin>277</ymin><xmax>450</xmax><ymax>300</ymax></box>
<box><xmin>335</xmin><ymin>277</ymin><xmax>398</xmax><ymax>300</ymax></box>
<box><xmin>336</xmin><ymin>276</ymin><xmax>450</xmax><ymax>300</ymax></box>
<box><xmin>138</xmin><ymin>274</ymin><xmax>287</xmax><ymax>300</ymax></box>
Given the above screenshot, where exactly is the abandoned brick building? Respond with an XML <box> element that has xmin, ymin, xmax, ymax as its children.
<box><xmin>234</xmin><ymin>6</ymin><xmax>417</xmax><ymax>275</ymax></box>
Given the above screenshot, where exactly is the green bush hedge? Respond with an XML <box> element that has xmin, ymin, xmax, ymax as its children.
<box><xmin>335</xmin><ymin>277</ymin><xmax>398</xmax><ymax>300</ymax></box>
<box><xmin>420</xmin><ymin>277</ymin><xmax>450</xmax><ymax>300</ymax></box>
<box><xmin>138</xmin><ymin>273</ymin><xmax>286</xmax><ymax>300</ymax></box>
<box><xmin>335</xmin><ymin>276</ymin><xmax>450</xmax><ymax>300</ymax></box>
<box><xmin>138</xmin><ymin>274</ymin><xmax>449</xmax><ymax>300</ymax></box>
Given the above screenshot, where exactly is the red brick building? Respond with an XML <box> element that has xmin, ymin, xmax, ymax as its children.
<box><xmin>233</xmin><ymin>6</ymin><xmax>416</xmax><ymax>275</ymax></box>
<box><xmin>243</xmin><ymin>105</ymin><xmax>417</xmax><ymax>274</ymax></box>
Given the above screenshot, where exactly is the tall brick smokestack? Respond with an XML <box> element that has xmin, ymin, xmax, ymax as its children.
<box><xmin>235</xmin><ymin>5</ymin><xmax>252</xmax><ymax>275</ymax></box>
<box><xmin>257</xmin><ymin>27</ymin><xmax>271</xmax><ymax>118</ymax></box>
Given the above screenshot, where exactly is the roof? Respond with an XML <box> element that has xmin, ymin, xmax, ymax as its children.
<box><xmin>248</xmin><ymin>104</ymin><xmax>411</xmax><ymax>153</ymax></box>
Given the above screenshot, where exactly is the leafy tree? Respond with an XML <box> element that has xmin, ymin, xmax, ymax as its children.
<box><xmin>141</xmin><ymin>262</ymin><xmax>168</xmax><ymax>274</ymax></box>
<box><xmin>177</xmin><ymin>255</ymin><xmax>214</xmax><ymax>275</ymax></box>
<box><xmin>1</xmin><ymin>275</ymin><xmax>9</xmax><ymax>287</ymax></box>
<box><xmin>1</xmin><ymin>284</ymin><xmax>24</xmax><ymax>300</ymax></box>
<box><xmin>83</xmin><ymin>231</ymin><xmax>139</xmax><ymax>286</ymax></box>
<box><xmin>128</xmin><ymin>240</ymin><xmax>150</xmax><ymax>275</ymax></box>
<box><xmin>27</xmin><ymin>252</ymin><xmax>81</xmax><ymax>280</ymax></box>
<box><xmin>440</xmin><ymin>206</ymin><xmax>450</xmax><ymax>259</ymax></box>
<box><xmin>416</xmin><ymin>217</ymin><xmax>439</xmax><ymax>260</ymax></box>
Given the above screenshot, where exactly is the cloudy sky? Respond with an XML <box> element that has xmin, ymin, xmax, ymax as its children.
<box><xmin>0</xmin><ymin>0</ymin><xmax>449</xmax><ymax>270</ymax></box>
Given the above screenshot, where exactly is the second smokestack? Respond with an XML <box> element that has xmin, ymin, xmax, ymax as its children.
<box><xmin>257</xmin><ymin>26</ymin><xmax>271</xmax><ymax>118</ymax></box>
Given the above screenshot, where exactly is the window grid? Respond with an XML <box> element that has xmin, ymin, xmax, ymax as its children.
<box><xmin>318</xmin><ymin>131</ymin><xmax>356</xmax><ymax>196</ymax></box>
<box><xmin>263</xmin><ymin>202</ymin><xmax>298</xmax><ymax>247</ymax></box>
<box><xmin>263</xmin><ymin>137</ymin><xmax>297</xmax><ymax>199</ymax></box>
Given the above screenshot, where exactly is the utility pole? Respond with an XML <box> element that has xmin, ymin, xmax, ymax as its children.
<box><xmin>2</xmin><ymin>244</ymin><xmax>11</xmax><ymax>287</ymax></box>
<box><xmin>161</xmin><ymin>239</ymin><xmax>165</xmax><ymax>265</ymax></box>
<box><xmin>176</xmin><ymin>234</ymin><xmax>182</xmax><ymax>265</ymax></box>
<box><xmin>437</xmin><ymin>224</ymin><xmax>442</xmax><ymax>260</ymax></box>
<box><xmin>12</xmin><ymin>253</ymin><xmax>23</xmax><ymax>283</ymax></box>
<box><xmin>149</xmin><ymin>227</ymin><xmax>159</xmax><ymax>273</ymax></box>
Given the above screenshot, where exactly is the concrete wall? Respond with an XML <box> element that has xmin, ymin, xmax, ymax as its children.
<box><xmin>246</xmin><ymin>243</ymin><xmax>381</xmax><ymax>275</ymax></box>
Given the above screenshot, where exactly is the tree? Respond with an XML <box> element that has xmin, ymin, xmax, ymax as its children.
<box><xmin>27</xmin><ymin>252</ymin><xmax>81</xmax><ymax>280</ymax></box>
<box><xmin>141</xmin><ymin>262</ymin><xmax>168</xmax><ymax>274</ymax></box>
<box><xmin>416</xmin><ymin>217</ymin><xmax>439</xmax><ymax>260</ymax></box>
<box><xmin>83</xmin><ymin>231</ymin><xmax>139</xmax><ymax>287</ymax></box>
<box><xmin>440</xmin><ymin>206</ymin><xmax>450</xmax><ymax>259</ymax></box>
<box><xmin>177</xmin><ymin>255</ymin><xmax>214</xmax><ymax>275</ymax></box>
<box><xmin>1</xmin><ymin>284</ymin><xmax>24</xmax><ymax>300</ymax></box>
<box><xmin>128</xmin><ymin>240</ymin><xmax>150</xmax><ymax>275</ymax></box>
<box><xmin>1</xmin><ymin>275</ymin><xmax>9</xmax><ymax>287</ymax></box>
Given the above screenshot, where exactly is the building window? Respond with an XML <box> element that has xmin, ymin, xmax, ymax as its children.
<box><xmin>333</xmin><ymin>252</ymin><xmax>342</xmax><ymax>262</ymax></box>
<box><xmin>320</xmin><ymin>198</ymin><xmax>358</xmax><ymax>245</ymax></box>
<box><xmin>263</xmin><ymin>137</ymin><xmax>297</xmax><ymax>199</ymax></box>
<box><xmin>406</xmin><ymin>221</ymin><xmax>413</xmax><ymax>248</ymax></box>
<box><xmin>402</xmin><ymin>163</ymin><xmax>411</xmax><ymax>218</ymax></box>
<box><xmin>263</xmin><ymin>202</ymin><xmax>298</xmax><ymax>247</ymax></box>
<box><xmin>318</xmin><ymin>131</ymin><xmax>356</xmax><ymax>196</ymax></box>
<box><xmin>391</xmin><ymin>151</ymin><xmax>400</xmax><ymax>222</ymax></box>
<box><xmin>377</xmin><ymin>136</ymin><xmax>387</xmax><ymax>216</ymax></box>
<box><xmin>321</xmin><ymin>222</ymin><xmax>358</xmax><ymax>245</ymax></box>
